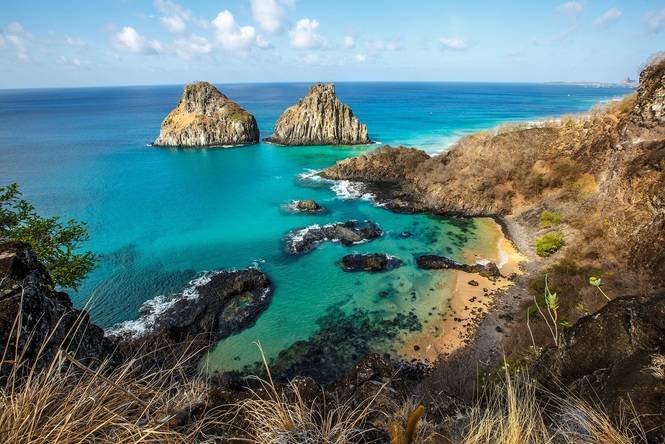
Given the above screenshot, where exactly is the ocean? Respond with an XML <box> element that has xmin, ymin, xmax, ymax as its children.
<box><xmin>0</xmin><ymin>82</ymin><xmax>631</xmax><ymax>377</ymax></box>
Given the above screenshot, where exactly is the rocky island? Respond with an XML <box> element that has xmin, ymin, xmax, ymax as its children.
<box><xmin>153</xmin><ymin>81</ymin><xmax>259</xmax><ymax>147</ymax></box>
<box><xmin>265</xmin><ymin>83</ymin><xmax>371</xmax><ymax>146</ymax></box>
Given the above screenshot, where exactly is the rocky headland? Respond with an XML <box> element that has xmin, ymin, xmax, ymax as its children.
<box><xmin>153</xmin><ymin>81</ymin><xmax>259</xmax><ymax>147</ymax></box>
<box><xmin>265</xmin><ymin>83</ymin><xmax>371</xmax><ymax>146</ymax></box>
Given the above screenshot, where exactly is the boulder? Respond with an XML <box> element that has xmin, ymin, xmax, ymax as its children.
<box><xmin>533</xmin><ymin>293</ymin><xmax>665</xmax><ymax>443</ymax></box>
<box><xmin>284</xmin><ymin>220</ymin><xmax>383</xmax><ymax>255</ymax></box>
<box><xmin>340</xmin><ymin>253</ymin><xmax>402</xmax><ymax>272</ymax></box>
<box><xmin>0</xmin><ymin>240</ymin><xmax>115</xmax><ymax>380</ymax></box>
<box><xmin>153</xmin><ymin>81</ymin><xmax>259</xmax><ymax>147</ymax></box>
<box><xmin>292</xmin><ymin>199</ymin><xmax>323</xmax><ymax>213</ymax></box>
<box><xmin>265</xmin><ymin>83</ymin><xmax>371</xmax><ymax>146</ymax></box>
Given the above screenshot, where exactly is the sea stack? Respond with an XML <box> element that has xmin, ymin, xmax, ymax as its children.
<box><xmin>266</xmin><ymin>83</ymin><xmax>371</xmax><ymax>146</ymax></box>
<box><xmin>153</xmin><ymin>81</ymin><xmax>259</xmax><ymax>147</ymax></box>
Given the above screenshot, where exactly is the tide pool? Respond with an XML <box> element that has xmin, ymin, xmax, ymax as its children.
<box><xmin>0</xmin><ymin>82</ymin><xmax>632</xmax><ymax>378</ymax></box>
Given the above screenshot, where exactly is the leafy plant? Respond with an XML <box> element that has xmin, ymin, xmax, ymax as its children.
<box><xmin>0</xmin><ymin>183</ymin><xmax>96</xmax><ymax>290</ymax></box>
<box><xmin>539</xmin><ymin>210</ymin><xmax>562</xmax><ymax>229</ymax></box>
<box><xmin>589</xmin><ymin>276</ymin><xmax>611</xmax><ymax>301</ymax></box>
<box><xmin>527</xmin><ymin>275</ymin><xmax>561</xmax><ymax>348</ymax></box>
<box><xmin>535</xmin><ymin>232</ymin><xmax>565</xmax><ymax>257</ymax></box>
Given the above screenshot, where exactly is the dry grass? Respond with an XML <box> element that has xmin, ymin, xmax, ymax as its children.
<box><xmin>0</xmin><ymin>304</ymin><xmax>225</xmax><ymax>444</ymax></box>
<box><xmin>461</xmin><ymin>369</ymin><xmax>644</xmax><ymax>444</ymax></box>
<box><xmin>230</xmin><ymin>344</ymin><xmax>380</xmax><ymax>443</ymax></box>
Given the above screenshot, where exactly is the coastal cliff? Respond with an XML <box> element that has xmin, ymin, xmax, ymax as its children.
<box><xmin>153</xmin><ymin>81</ymin><xmax>259</xmax><ymax>147</ymax></box>
<box><xmin>265</xmin><ymin>83</ymin><xmax>371</xmax><ymax>146</ymax></box>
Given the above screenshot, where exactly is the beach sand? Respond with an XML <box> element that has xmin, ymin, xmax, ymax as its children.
<box><xmin>399</xmin><ymin>218</ymin><xmax>526</xmax><ymax>362</ymax></box>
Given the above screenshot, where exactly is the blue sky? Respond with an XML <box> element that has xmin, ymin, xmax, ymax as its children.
<box><xmin>1</xmin><ymin>0</ymin><xmax>664</xmax><ymax>88</ymax></box>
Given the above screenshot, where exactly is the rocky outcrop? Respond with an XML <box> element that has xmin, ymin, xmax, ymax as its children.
<box><xmin>321</xmin><ymin>146</ymin><xmax>430</xmax><ymax>183</ymax></box>
<box><xmin>153</xmin><ymin>82</ymin><xmax>259</xmax><ymax>147</ymax></box>
<box><xmin>265</xmin><ymin>83</ymin><xmax>371</xmax><ymax>146</ymax></box>
<box><xmin>110</xmin><ymin>268</ymin><xmax>272</xmax><ymax>344</ymax></box>
<box><xmin>292</xmin><ymin>199</ymin><xmax>323</xmax><ymax>213</ymax></box>
<box><xmin>534</xmin><ymin>294</ymin><xmax>665</xmax><ymax>443</ymax></box>
<box><xmin>416</xmin><ymin>255</ymin><xmax>501</xmax><ymax>279</ymax></box>
<box><xmin>283</xmin><ymin>220</ymin><xmax>383</xmax><ymax>255</ymax></box>
<box><xmin>631</xmin><ymin>56</ymin><xmax>665</xmax><ymax>128</ymax></box>
<box><xmin>0</xmin><ymin>240</ymin><xmax>115</xmax><ymax>379</ymax></box>
<box><xmin>340</xmin><ymin>253</ymin><xmax>402</xmax><ymax>272</ymax></box>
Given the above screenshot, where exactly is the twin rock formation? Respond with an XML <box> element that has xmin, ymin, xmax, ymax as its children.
<box><xmin>154</xmin><ymin>82</ymin><xmax>370</xmax><ymax>147</ymax></box>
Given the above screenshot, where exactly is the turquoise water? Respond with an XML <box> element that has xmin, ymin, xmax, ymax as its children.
<box><xmin>0</xmin><ymin>82</ymin><xmax>631</xmax><ymax>376</ymax></box>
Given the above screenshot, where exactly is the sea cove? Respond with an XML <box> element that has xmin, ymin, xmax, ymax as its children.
<box><xmin>0</xmin><ymin>82</ymin><xmax>631</xmax><ymax>378</ymax></box>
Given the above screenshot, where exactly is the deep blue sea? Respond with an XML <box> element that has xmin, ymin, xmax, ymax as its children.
<box><xmin>0</xmin><ymin>82</ymin><xmax>631</xmax><ymax>373</ymax></box>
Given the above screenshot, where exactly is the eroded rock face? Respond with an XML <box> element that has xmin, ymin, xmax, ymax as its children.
<box><xmin>265</xmin><ymin>83</ymin><xmax>371</xmax><ymax>146</ymax></box>
<box><xmin>110</xmin><ymin>268</ymin><xmax>272</xmax><ymax>344</ymax></box>
<box><xmin>283</xmin><ymin>220</ymin><xmax>383</xmax><ymax>255</ymax></box>
<box><xmin>321</xmin><ymin>146</ymin><xmax>430</xmax><ymax>183</ymax></box>
<box><xmin>416</xmin><ymin>255</ymin><xmax>501</xmax><ymax>279</ymax></box>
<box><xmin>0</xmin><ymin>240</ymin><xmax>115</xmax><ymax>379</ymax></box>
<box><xmin>153</xmin><ymin>82</ymin><xmax>259</xmax><ymax>147</ymax></box>
<box><xmin>340</xmin><ymin>253</ymin><xmax>402</xmax><ymax>272</ymax></box>
<box><xmin>534</xmin><ymin>294</ymin><xmax>665</xmax><ymax>443</ymax></box>
<box><xmin>632</xmin><ymin>57</ymin><xmax>665</xmax><ymax>128</ymax></box>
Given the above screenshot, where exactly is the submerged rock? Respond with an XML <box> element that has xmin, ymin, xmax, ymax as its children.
<box><xmin>284</xmin><ymin>220</ymin><xmax>383</xmax><ymax>255</ymax></box>
<box><xmin>265</xmin><ymin>83</ymin><xmax>371</xmax><ymax>146</ymax></box>
<box><xmin>340</xmin><ymin>253</ymin><xmax>402</xmax><ymax>272</ymax></box>
<box><xmin>110</xmin><ymin>268</ymin><xmax>272</xmax><ymax>343</ymax></box>
<box><xmin>0</xmin><ymin>240</ymin><xmax>115</xmax><ymax>379</ymax></box>
<box><xmin>292</xmin><ymin>199</ymin><xmax>324</xmax><ymax>213</ymax></box>
<box><xmin>153</xmin><ymin>81</ymin><xmax>259</xmax><ymax>147</ymax></box>
<box><xmin>416</xmin><ymin>254</ymin><xmax>501</xmax><ymax>279</ymax></box>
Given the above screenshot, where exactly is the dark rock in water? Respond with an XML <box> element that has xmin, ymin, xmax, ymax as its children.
<box><xmin>415</xmin><ymin>254</ymin><xmax>502</xmax><ymax>279</ymax></box>
<box><xmin>153</xmin><ymin>81</ymin><xmax>259</xmax><ymax>147</ymax></box>
<box><xmin>265</xmin><ymin>83</ymin><xmax>371</xmax><ymax>146</ymax></box>
<box><xmin>340</xmin><ymin>253</ymin><xmax>402</xmax><ymax>272</ymax></box>
<box><xmin>0</xmin><ymin>240</ymin><xmax>116</xmax><ymax>380</ymax></box>
<box><xmin>292</xmin><ymin>199</ymin><xmax>323</xmax><ymax>213</ymax></box>
<box><xmin>533</xmin><ymin>293</ymin><xmax>665</xmax><ymax>443</ymax></box>
<box><xmin>284</xmin><ymin>220</ymin><xmax>383</xmax><ymax>255</ymax></box>
<box><xmin>110</xmin><ymin>268</ymin><xmax>272</xmax><ymax>345</ymax></box>
<box><xmin>399</xmin><ymin>231</ymin><xmax>413</xmax><ymax>238</ymax></box>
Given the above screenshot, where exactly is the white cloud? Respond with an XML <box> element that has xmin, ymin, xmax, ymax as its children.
<box><xmin>439</xmin><ymin>37</ymin><xmax>468</xmax><ymax>51</ymax></box>
<box><xmin>173</xmin><ymin>35</ymin><xmax>212</xmax><ymax>58</ymax></box>
<box><xmin>256</xmin><ymin>34</ymin><xmax>272</xmax><ymax>49</ymax></box>
<box><xmin>594</xmin><ymin>8</ymin><xmax>621</xmax><ymax>29</ymax></box>
<box><xmin>644</xmin><ymin>8</ymin><xmax>665</xmax><ymax>34</ymax></box>
<box><xmin>343</xmin><ymin>35</ymin><xmax>355</xmax><ymax>49</ymax></box>
<box><xmin>0</xmin><ymin>35</ymin><xmax>5</xmax><ymax>49</ymax></box>
<box><xmin>289</xmin><ymin>18</ymin><xmax>323</xmax><ymax>49</ymax></box>
<box><xmin>364</xmin><ymin>38</ymin><xmax>400</xmax><ymax>51</ymax></box>
<box><xmin>557</xmin><ymin>2</ymin><xmax>583</xmax><ymax>13</ymax></box>
<box><xmin>160</xmin><ymin>15</ymin><xmax>186</xmax><ymax>33</ymax></box>
<box><xmin>354</xmin><ymin>53</ymin><xmax>366</xmax><ymax>63</ymax></box>
<box><xmin>65</xmin><ymin>35</ymin><xmax>86</xmax><ymax>47</ymax></box>
<box><xmin>57</xmin><ymin>55</ymin><xmax>90</xmax><ymax>68</ymax></box>
<box><xmin>250</xmin><ymin>0</ymin><xmax>290</xmax><ymax>33</ymax></box>
<box><xmin>112</xmin><ymin>26</ymin><xmax>162</xmax><ymax>55</ymax></box>
<box><xmin>6</xmin><ymin>22</ymin><xmax>23</xmax><ymax>34</ymax></box>
<box><xmin>212</xmin><ymin>10</ymin><xmax>257</xmax><ymax>52</ymax></box>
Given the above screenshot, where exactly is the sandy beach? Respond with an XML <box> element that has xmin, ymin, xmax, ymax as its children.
<box><xmin>400</xmin><ymin>218</ymin><xmax>527</xmax><ymax>362</ymax></box>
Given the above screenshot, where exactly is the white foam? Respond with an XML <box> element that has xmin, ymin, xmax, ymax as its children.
<box><xmin>106</xmin><ymin>271</ymin><xmax>220</xmax><ymax>338</ymax></box>
<box><xmin>330</xmin><ymin>180</ymin><xmax>375</xmax><ymax>201</ymax></box>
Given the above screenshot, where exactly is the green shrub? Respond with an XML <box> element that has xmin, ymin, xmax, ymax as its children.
<box><xmin>535</xmin><ymin>232</ymin><xmax>565</xmax><ymax>257</ymax></box>
<box><xmin>539</xmin><ymin>210</ymin><xmax>562</xmax><ymax>228</ymax></box>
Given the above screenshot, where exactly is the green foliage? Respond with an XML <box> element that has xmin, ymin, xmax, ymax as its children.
<box><xmin>0</xmin><ymin>183</ymin><xmax>96</xmax><ymax>290</ymax></box>
<box><xmin>539</xmin><ymin>210</ymin><xmax>562</xmax><ymax>228</ymax></box>
<box><xmin>535</xmin><ymin>231</ymin><xmax>565</xmax><ymax>257</ymax></box>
